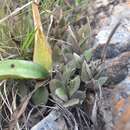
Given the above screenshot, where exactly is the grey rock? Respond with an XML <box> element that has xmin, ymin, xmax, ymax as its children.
<box><xmin>31</xmin><ymin>111</ymin><xmax>68</xmax><ymax>130</ymax></box>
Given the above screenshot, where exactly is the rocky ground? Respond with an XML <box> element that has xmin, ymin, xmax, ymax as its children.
<box><xmin>1</xmin><ymin>0</ymin><xmax>130</xmax><ymax>130</ymax></box>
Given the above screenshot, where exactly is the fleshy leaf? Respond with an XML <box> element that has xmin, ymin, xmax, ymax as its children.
<box><xmin>97</xmin><ymin>77</ymin><xmax>108</xmax><ymax>86</ymax></box>
<box><xmin>63</xmin><ymin>98</ymin><xmax>80</xmax><ymax>108</ymax></box>
<box><xmin>49</xmin><ymin>79</ymin><xmax>64</xmax><ymax>94</ymax></box>
<box><xmin>0</xmin><ymin>60</ymin><xmax>49</xmax><ymax>79</ymax></box>
<box><xmin>49</xmin><ymin>79</ymin><xmax>68</xmax><ymax>102</ymax></box>
<box><xmin>73</xmin><ymin>53</ymin><xmax>82</xmax><ymax>68</ymax></box>
<box><xmin>81</xmin><ymin>61</ymin><xmax>92</xmax><ymax>82</ymax></box>
<box><xmin>55</xmin><ymin>87</ymin><xmax>68</xmax><ymax>101</ymax></box>
<box><xmin>63</xmin><ymin>67</ymin><xmax>75</xmax><ymax>85</ymax></box>
<box><xmin>32</xmin><ymin>1</ymin><xmax>52</xmax><ymax>71</ymax></box>
<box><xmin>84</xmin><ymin>49</ymin><xmax>92</xmax><ymax>61</ymax></box>
<box><xmin>32</xmin><ymin>87</ymin><xmax>49</xmax><ymax>105</ymax></box>
<box><xmin>68</xmin><ymin>76</ymin><xmax>80</xmax><ymax>97</ymax></box>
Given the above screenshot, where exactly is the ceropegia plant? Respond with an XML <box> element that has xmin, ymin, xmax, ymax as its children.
<box><xmin>49</xmin><ymin>50</ymin><xmax>108</xmax><ymax>107</ymax></box>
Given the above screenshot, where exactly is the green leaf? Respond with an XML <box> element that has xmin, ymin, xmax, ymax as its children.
<box><xmin>63</xmin><ymin>98</ymin><xmax>80</xmax><ymax>108</ymax></box>
<box><xmin>0</xmin><ymin>60</ymin><xmax>49</xmax><ymax>79</ymax></box>
<box><xmin>49</xmin><ymin>79</ymin><xmax>68</xmax><ymax>102</ymax></box>
<box><xmin>55</xmin><ymin>87</ymin><xmax>68</xmax><ymax>101</ymax></box>
<box><xmin>32</xmin><ymin>87</ymin><xmax>49</xmax><ymax>105</ymax></box>
<box><xmin>97</xmin><ymin>77</ymin><xmax>108</xmax><ymax>86</ymax></box>
<box><xmin>84</xmin><ymin>49</ymin><xmax>92</xmax><ymax>61</ymax></box>
<box><xmin>63</xmin><ymin>67</ymin><xmax>75</xmax><ymax>85</ymax></box>
<box><xmin>68</xmin><ymin>76</ymin><xmax>80</xmax><ymax>97</ymax></box>
<box><xmin>73</xmin><ymin>53</ymin><xmax>82</xmax><ymax>68</ymax></box>
<box><xmin>81</xmin><ymin>61</ymin><xmax>92</xmax><ymax>82</ymax></box>
<box><xmin>49</xmin><ymin>79</ymin><xmax>64</xmax><ymax>94</ymax></box>
<box><xmin>66</xmin><ymin>60</ymin><xmax>76</xmax><ymax>70</ymax></box>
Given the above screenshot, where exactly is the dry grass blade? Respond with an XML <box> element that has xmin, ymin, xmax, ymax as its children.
<box><xmin>9</xmin><ymin>84</ymin><xmax>43</xmax><ymax>130</ymax></box>
<box><xmin>0</xmin><ymin>1</ymin><xmax>33</xmax><ymax>24</ymax></box>
<box><xmin>101</xmin><ymin>21</ymin><xmax>121</xmax><ymax>62</ymax></box>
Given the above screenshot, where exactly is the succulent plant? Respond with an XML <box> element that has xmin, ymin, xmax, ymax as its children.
<box><xmin>49</xmin><ymin>50</ymin><xmax>108</xmax><ymax>107</ymax></box>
